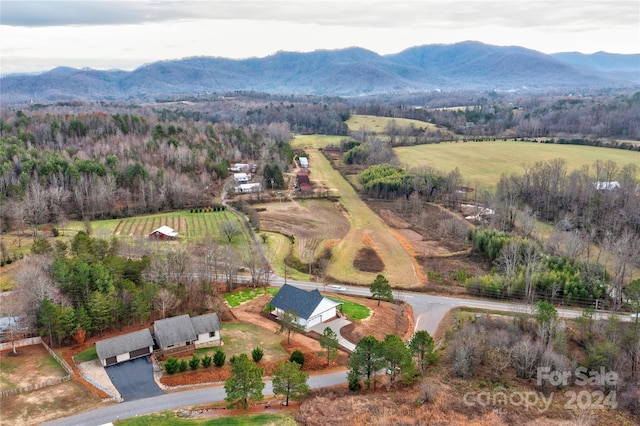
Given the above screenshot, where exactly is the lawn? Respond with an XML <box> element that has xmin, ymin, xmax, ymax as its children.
<box><xmin>198</xmin><ymin>322</ymin><xmax>286</xmax><ymax>361</ymax></box>
<box><xmin>326</xmin><ymin>296</ymin><xmax>371</xmax><ymax>321</ymax></box>
<box><xmin>224</xmin><ymin>287</ymin><xmax>279</xmax><ymax>308</ymax></box>
<box><xmin>395</xmin><ymin>140</ymin><xmax>640</xmax><ymax>189</ymax></box>
<box><xmin>116</xmin><ymin>411</ymin><xmax>297</xmax><ymax>425</ymax></box>
<box><xmin>73</xmin><ymin>346</ymin><xmax>98</xmax><ymax>363</ymax></box>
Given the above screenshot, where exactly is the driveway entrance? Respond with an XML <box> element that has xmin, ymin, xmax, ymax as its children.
<box><xmin>105</xmin><ymin>356</ymin><xmax>164</xmax><ymax>401</ymax></box>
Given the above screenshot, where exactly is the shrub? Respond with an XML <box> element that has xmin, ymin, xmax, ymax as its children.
<box><xmin>214</xmin><ymin>349</ymin><xmax>226</xmax><ymax>367</ymax></box>
<box><xmin>164</xmin><ymin>358</ymin><xmax>179</xmax><ymax>374</ymax></box>
<box><xmin>189</xmin><ymin>354</ymin><xmax>200</xmax><ymax>370</ymax></box>
<box><xmin>178</xmin><ymin>359</ymin><xmax>188</xmax><ymax>372</ymax></box>
<box><xmin>289</xmin><ymin>350</ymin><xmax>305</xmax><ymax>366</ymax></box>
<box><xmin>348</xmin><ymin>370</ymin><xmax>361</xmax><ymax>391</ymax></box>
<box><xmin>251</xmin><ymin>347</ymin><xmax>264</xmax><ymax>363</ymax></box>
<box><xmin>201</xmin><ymin>354</ymin><xmax>213</xmax><ymax>368</ymax></box>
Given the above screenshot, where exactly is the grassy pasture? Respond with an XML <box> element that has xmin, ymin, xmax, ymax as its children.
<box><xmin>292</xmin><ymin>134</ymin><xmax>344</xmax><ymax>150</ymax></box>
<box><xmin>395</xmin><ymin>140</ymin><xmax>640</xmax><ymax>188</ymax></box>
<box><xmin>63</xmin><ymin>210</ymin><xmax>248</xmax><ymax>245</ymax></box>
<box><xmin>346</xmin><ymin>114</ymin><xmax>437</xmax><ymax>133</ymax></box>
<box><xmin>303</xmin><ymin>148</ymin><xmax>421</xmax><ymax>287</ymax></box>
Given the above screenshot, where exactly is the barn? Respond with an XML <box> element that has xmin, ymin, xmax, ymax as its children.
<box><xmin>149</xmin><ymin>225</ymin><xmax>178</xmax><ymax>240</ymax></box>
<box><xmin>269</xmin><ymin>284</ymin><xmax>341</xmax><ymax>331</ymax></box>
<box><xmin>95</xmin><ymin>329</ymin><xmax>155</xmax><ymax>367</ymax></box>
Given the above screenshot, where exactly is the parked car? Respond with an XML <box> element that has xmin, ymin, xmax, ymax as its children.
<box><xmin>328</xmin><ymin>284</ymin><xmax>346</xmax><ymax>292</ymax></box>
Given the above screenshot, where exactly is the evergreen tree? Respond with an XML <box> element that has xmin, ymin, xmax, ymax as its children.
<box><xmin>348</xmin><ymin>335</ymin><xmax>384</xmax><ymax>390</ymax></box>
<box><xmin>224</xmin><ymin>353</ymin><xmax>265</xmax><ymax>409</ymax></box>
<box><xmin>272</xmin><ymin>361</ymin><xmax>310</xmax><ymax>406</ymax></box>
<box><xmin>319</xmin><ymin>327</ymin><xmax>339</xmax><ymax>364</ymax></box>
<box><xmin>370</xmin><ymin>274</ymin><xmax>393</xmax><ymax>306</ymax></box>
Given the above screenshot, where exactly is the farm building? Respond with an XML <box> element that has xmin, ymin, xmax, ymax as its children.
<box><xmin>153</xmin><ymin>313</ymin><xmax>221</xmax><ymax>356</ymax></box>
<box><xmin>229</xmin><ymin>163</ymin><xmax>250</xmax><ymax>172</ymax></box>
<box><xmin>149</xmin><ymin>225</ymin><xmax>178</xmax><ymax>239</ymax></box>
<box><xmin>593</xmin><ymin>181</ymin><xmax>620</xmax><ymax>190</ymax></box>
<box><xmin>296</xmin><ymin>171</ymin><xmax>312</xmax><ymax>192</ymax></box>
<box><xmin>299</xmin><ymin>157</ymin><xmax>309</xmax><ymax>168</ymax></box>
<box><xmin>233</xmin><ymin>173</ymin><xmax>251</xmax><ymax>183</ymax></box>
<box><xmin>269</xmin><ymin>284</ymin><xmax>341</xmax><ymax>331</ymax></box>
<box><xmin>95</xmin><ymin>329</ymin><xmax>155</xmax><ymax>367</ymax></box>
<box><xmin>234</xmin><ymin>182</ymin><xmax>262</xmax><ymax>194</ymax></box>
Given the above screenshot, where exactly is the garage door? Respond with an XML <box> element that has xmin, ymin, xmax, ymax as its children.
<box><xmin>307</xmin><ymin>315</ymin><xmax>322</xmax><ymax>328</ymax></box>
<box><xmin>129</xmin><ymin>347</ymin><xmax>150</xmax><ymax>359</ymax></box>
<box><xmin>105</xmin><ymin>356</ymin><xmax>117</xmax><ymax>366</ymax></box>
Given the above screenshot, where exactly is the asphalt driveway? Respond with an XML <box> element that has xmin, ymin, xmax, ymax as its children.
<box><xmin>105</xmin><ymin>356</ymin><xmax>164</xmax><ymax>401</ymax></box>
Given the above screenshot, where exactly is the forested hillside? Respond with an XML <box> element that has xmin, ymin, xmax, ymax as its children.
<box><xmin>0</xmin><ymin>96</ymin><xmax>349</xmax><ymax>230</ymax></box>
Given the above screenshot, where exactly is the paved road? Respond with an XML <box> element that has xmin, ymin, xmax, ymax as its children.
<box><xmin>45</xmin><ymin>275</ymin><xmax>627</xmax><ymax>425</ymax></box>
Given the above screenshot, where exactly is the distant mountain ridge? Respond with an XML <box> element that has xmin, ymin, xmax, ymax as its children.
<box><xmin>1</xmin><ymin>41</ymin><xmax>638</xmax><ymax>103</ymax></box>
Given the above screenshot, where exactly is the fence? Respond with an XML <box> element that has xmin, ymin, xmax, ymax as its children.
<box><xmin>0</xmin><ymin>337</ymin><xmax>74</xmax><ymax>398</ymax></box>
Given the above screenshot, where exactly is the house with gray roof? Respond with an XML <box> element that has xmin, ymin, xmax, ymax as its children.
<box><xmin>153</xmin><ymin>313</ymin><xmax>222</xmax><ymax>356</ymax></box>
<box><xmin>190</xmin><ymin>312</ymin><xmax>221</xmax><ymax>348</ymax></box>
<box><xmin>269</xmin><ymin>284</ymin><xmax>341</xmax><ymax>331</ymax></box>
<box><xmin>95</xmin><ymin>328</ymin><xmax>154</xmax><ymax>367</ymax></box>
<box><xmin>153</xmin><ymin>314</ymin><xmax>197</xmax><ymax>353</ymax></box>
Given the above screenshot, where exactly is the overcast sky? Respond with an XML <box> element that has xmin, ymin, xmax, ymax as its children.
<box><xmin>1</xmin><ymin>0</ymin><xmax>639</xmax><ymax>75</ymax></box>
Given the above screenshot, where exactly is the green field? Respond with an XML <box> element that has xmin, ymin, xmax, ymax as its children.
<box><xmin>395</xmin><ymin>141</ymin><xmax>640</xmax><ymax>188</ymax></box>
<box><xmin>346</xmin><ymin>114</ymin><xmax>437</xmax><ymax>133</ymax></box>
<box><xmin>292</xmin><ymin>134</ymin><xmax>344</xmax><ymax>149</ymax></box>
<box><xmin>62</xmin><ymin>210</ymin><xmax>249</xmax><ymax>245</ymax></box>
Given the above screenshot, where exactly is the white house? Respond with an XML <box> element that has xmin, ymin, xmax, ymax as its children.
<box><xmin>233</xmin><ymin>173</ymin><xmax>250</xmax><ymax>184</ymax></box>
<box><xmin>299</xmin><ymin>157</ymin><xmax>309</xmax><ymax>168</ymax></box>
<box><xmin>593</xmin><ymin>181</ymin><xmax>620</xmax><ymax>190</ymax></box>
<box><xmin>269</xmin><ymin>284</ymin><xmax>342</xmax><ymax>331</ymax></box>
<box><xmin>229</xmin><ymin>163</ymin><xmax>250</xmax><ymax>172</ymax></box>
<box><xmin>95</xmin><ymin>329</ymin><xmax>155</xmax><ymax>367</ymax></box>
<box><xmin>234</xmin><ymin>182</ymin><xmax>262</xmax><ymax>194</ymax></box>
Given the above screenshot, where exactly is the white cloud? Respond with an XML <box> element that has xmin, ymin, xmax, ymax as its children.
<box><xmin>1</xmin><ymin>0</ymin><xmax>638</xmax><ymax>74</ymax></box>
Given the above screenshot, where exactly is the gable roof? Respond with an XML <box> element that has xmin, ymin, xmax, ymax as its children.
<box><xmin>95</xmin><ymin>328</ymin><xmax>154</xmax><ymax>360</ymax></box>
<box><xmin>150</xmin><ymin>225</ymin><xmax>178</xmax><ymax>237</ymax></box>
<box><xmin>270</xmin><ymin>284</ymin><xmax>326</xmax><ymax>320</ymax></box>
<box><xmin>153</xmin><ymin>314</ymin><xmax>196</xmax><ymax>348</ymax></box>
<box><xmin>190</xmin><ymin>312</ymin><xmax>221</xmax><ymax>335</ymax></box>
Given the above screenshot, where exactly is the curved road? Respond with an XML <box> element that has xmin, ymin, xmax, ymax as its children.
<box><xmin>45</xmin><ymin>277</ymin><xmax>624</xmax><ymax>426</ymax></box>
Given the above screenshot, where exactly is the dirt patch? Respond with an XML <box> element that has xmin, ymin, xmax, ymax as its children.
<box><xmin>257</xmin><ymin>199</ymin><xmax>350</xmax><ymax>256</ymax></box>
<box><xmin>339</xmin><ymin>297</ymin><xmax>414</xmax><ymax>343</ymax></box>
<box><xmin>353</xmin><ymin>247</ymin><xmax>384</xmax><ymax>273</ymax></box>
<box><xmin>0</xmin><ymin>344</ymin><xmax>67</xmax><ymax>391</ymax></box>
<box><xmin>0</xmin><ymin>380</ymin><xmax>105</xmax><ymax>426</ymax></box>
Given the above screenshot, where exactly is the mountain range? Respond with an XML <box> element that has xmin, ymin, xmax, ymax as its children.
<box><xmin>1</xmin><ymin>41</ymin><xmax>638</xmax><ymax>103</ymax></box>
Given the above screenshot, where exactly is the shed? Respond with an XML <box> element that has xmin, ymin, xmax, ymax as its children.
<box><xmin>299</xmin><ymin>157</ymin><xmax>309</xmax><ymax>168</ymax></box>
<box><xmin>269</xmin><ymin>284</ymin><xmax>341</xmax><ymax>331</ymax></box>
<box><xmin>95</xmin><ymin>329</ymin><xmax>154</xmax><ymax>367</ymax></box>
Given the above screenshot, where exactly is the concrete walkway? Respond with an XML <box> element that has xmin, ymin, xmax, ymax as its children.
<box><xmin>309</xmin><ymin>317</ymin><xmax>356</xmax><ymax>352</ymax></box>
